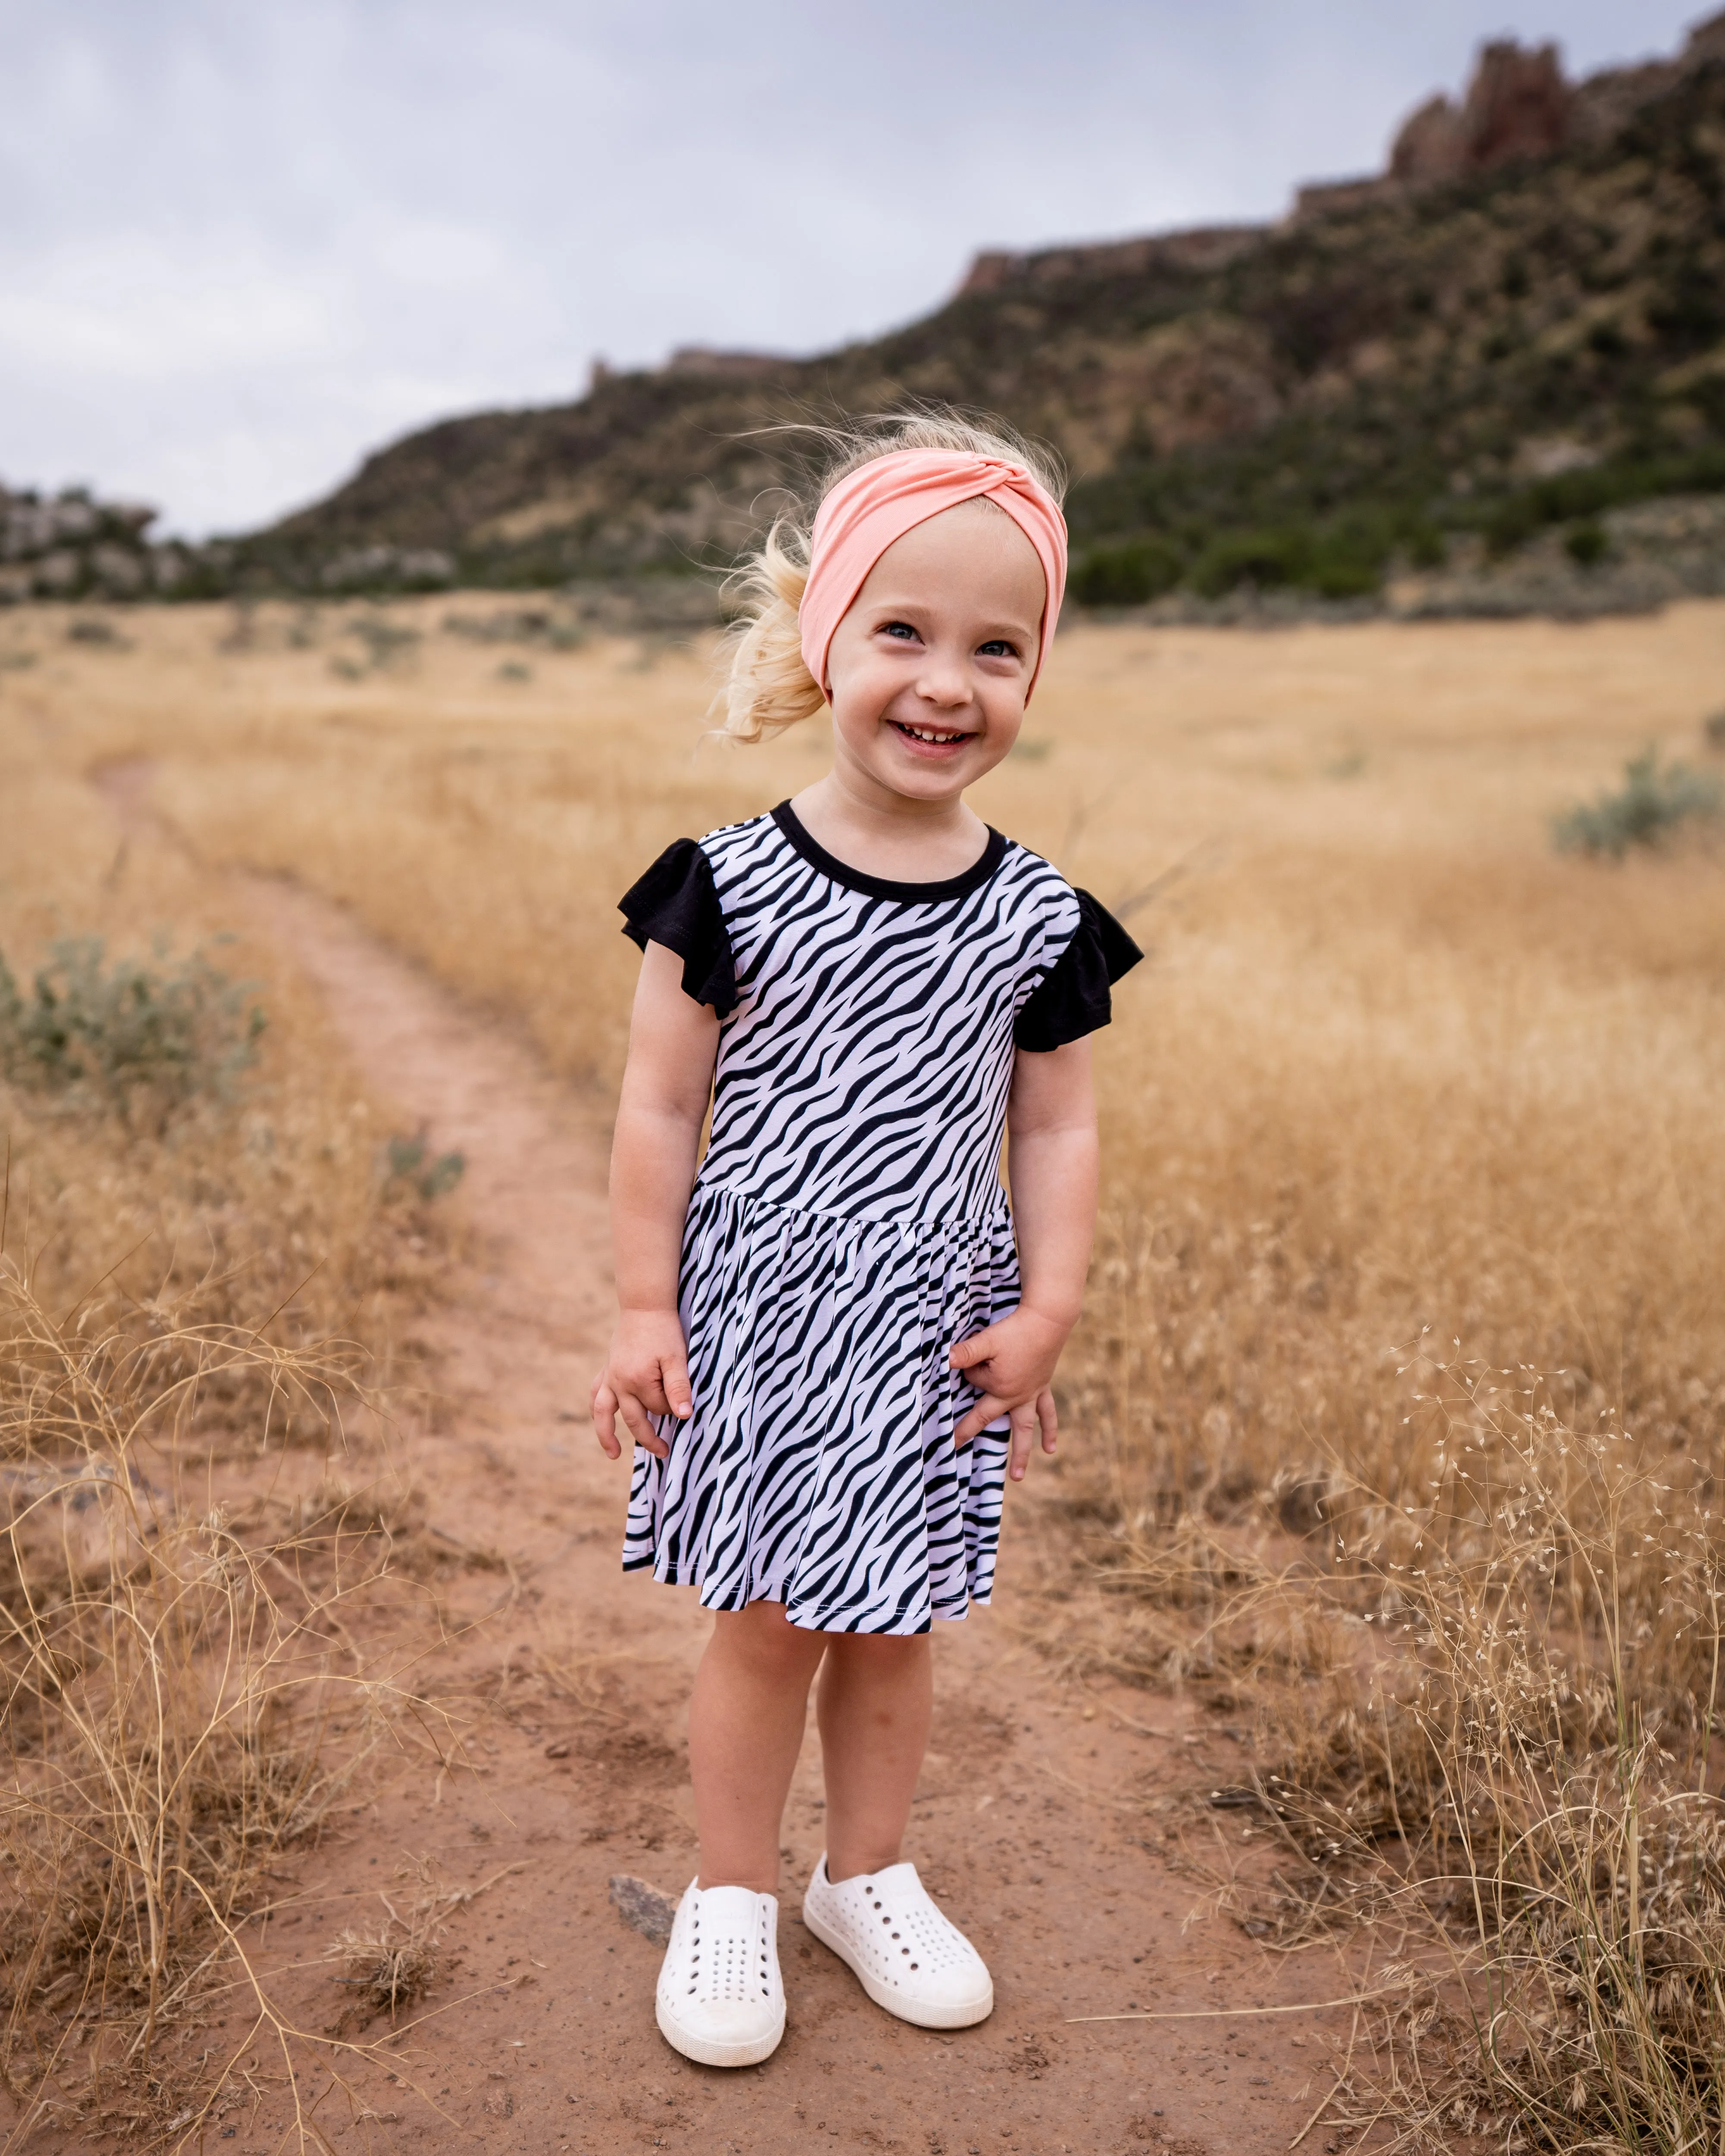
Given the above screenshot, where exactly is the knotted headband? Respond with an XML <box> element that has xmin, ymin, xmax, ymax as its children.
<box><xmin>798</xmin><ymin>449</ymin><xmax>1068</xmax><ymax>702</ymax></box>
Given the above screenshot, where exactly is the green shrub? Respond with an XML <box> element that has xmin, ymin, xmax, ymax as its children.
<box><xmin>1405</xmin><ymin>523</ymin><xmax>1448</xmax><ymax>570</ymax></box>
<box><xmin>1190</xmin><ymin>528</ymin><xmax>1305</xmax><ymax>598</ymax></box>
<box><xmin>442</xmin><ymin>606</ymin><xmax>584</xmax><ymax>649</ymax></box>
<box><xmin>1481</xmin><ymin>441</ymin><xmax>1725</xmax><ymax>557</ymax></box>
<box><xmin>1189</xmin><ymin>523</ymin><xmax>1388</xmax><ymax>601</ymax></box>
<box><xmin>1304</xmin><ymin>543</ymin><xmax>1383</xmax><ymax>599</ymax></box>
<box><xmin>0</xmin><ymin>937</ymin><xmax>265</xmax><ymax>1124</ymax></box>
<box><xmin>1565</xmin><ymin>519</ymin><xmax>1609</xmax><ymax>567</ymax></box>
<box><xmin>1553</xmin><ymin>750</ymin><xmax>1723</xmax><ymax>857</ymax></box>
<box><xmin>381</xmin><ymin>1132</ymin><xmax>465</xmax><ymax>1202</ymax></box>
<box><xmin>1070</xmin><ymin>537</ymin><xmax>1183</xmax><ymax>607</ymax></box>
<box><xmin>341</xmin><ymin>616</ymin><xmax>421</xmax><ymax>671</ymax></box>
<box><xmin>66</xmin><ymin>617</ymin><xmax>129</xmax><ymax>649</ymax></box>
<box><xmin>1484</xmin><ymin>493</ymin><xmax>1544</xmax><ymax>558</ymax></box>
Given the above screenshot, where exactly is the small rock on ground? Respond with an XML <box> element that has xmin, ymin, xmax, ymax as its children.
<box><xmin>609</xmin><ymin>1873</ymin><xmax>677</xmax><ymax>1943</ymax></box>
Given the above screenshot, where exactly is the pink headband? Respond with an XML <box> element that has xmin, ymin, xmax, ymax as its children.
<box><xmin>798</xmin><ymin>448</ymin><xmax>1068</xmax><ymax>702</ymax></box>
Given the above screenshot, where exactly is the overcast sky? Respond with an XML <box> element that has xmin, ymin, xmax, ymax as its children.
<box><xmin>0</xmin><ymin>0</ymin><xmax>1703</xmax><ymax>538</ymax></box>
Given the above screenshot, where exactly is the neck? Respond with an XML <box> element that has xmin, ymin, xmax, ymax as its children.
<box><xmin>790</xmin><ymin>767</ymin><xmax>988</xmax><ymax>882</ymax></box>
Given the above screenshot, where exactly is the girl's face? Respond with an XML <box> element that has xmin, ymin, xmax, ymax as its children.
<box><xmin>822</xmin><ymin>499</ymin><xmax>1046</xmax><ymax>808</ymax></box>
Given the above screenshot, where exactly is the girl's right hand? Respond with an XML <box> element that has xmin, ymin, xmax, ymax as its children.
<box><xmin>590</xmin><ymin>1310</ymin><xmax>694</xmax><ymax>1460</ymax></box>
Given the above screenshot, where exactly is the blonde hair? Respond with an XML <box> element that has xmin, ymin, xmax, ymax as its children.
<box><xmin>713</xmin><ymin>410</ymin><xmax>1066</xmax><ymax>744</ymax></box>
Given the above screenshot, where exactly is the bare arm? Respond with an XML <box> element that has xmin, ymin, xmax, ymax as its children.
<box><xmin>949</xmin><ymin>1037</ymin><xmax>1098</xmax><ymax>1479</ymax></box>
<box><xmin>590</xmin><ymin>941</ymin><xmax>720</xmax><ymax>1460</ymax></box>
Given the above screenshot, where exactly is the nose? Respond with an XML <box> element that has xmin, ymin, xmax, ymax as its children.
<box><xmin>914</xmin><ymin>649</ymin><xmax>973</xmax><ymax>709</ymax></box>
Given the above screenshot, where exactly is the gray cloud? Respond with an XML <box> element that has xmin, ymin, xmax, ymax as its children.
<box><xmin>0</xmin><ymin>0</ymin><xmax>1700</xmax><ymax>535</ymax></box>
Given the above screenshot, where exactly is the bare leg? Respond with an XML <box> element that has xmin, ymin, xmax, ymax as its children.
<box><xmin>817</xmin><ymin>1632</ymin><xmax>933</xmax><ymax>1883</ymax></box>
<box><xmin>689</xmin><ymin>1602</ymin><xmax>826</xmax><ymax>1893</ymax></box>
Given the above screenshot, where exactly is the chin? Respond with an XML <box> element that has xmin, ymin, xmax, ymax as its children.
<box><xmin>886</xmin><ymin>758</ymin><xmax>972</xmax><ymax>794</ymax></box>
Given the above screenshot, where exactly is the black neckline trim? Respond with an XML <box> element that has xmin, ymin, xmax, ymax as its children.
<box><xmin>771</xmin><ymin>802</ymin><xmax>1009</xmax><ymax>902</ymax></box>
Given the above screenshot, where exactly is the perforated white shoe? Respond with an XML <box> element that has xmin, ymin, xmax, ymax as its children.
<box><xmin>655</xmin><ymin>1880</ymin><xmax>786</xmax><ymax>2067</ymax></box>
<box><xmin>801</xmin><ymin>1855</ymin><xmax>993</xmax><ymax>2029</ymax></box>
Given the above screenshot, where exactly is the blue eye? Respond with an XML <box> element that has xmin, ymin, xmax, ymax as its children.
<box><xmin>977</xmin><ymin>639</ymin><xmax>1017</xmax><ymax>658</ymax></box>
<box><xmin>880</xmin><ymin>621</ymin><xmax>919</xmax><ymax>642</ymax></box>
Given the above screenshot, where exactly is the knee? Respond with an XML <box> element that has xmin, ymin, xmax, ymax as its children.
<box><xmin>825</xmin><ymin>1631</ymin><xmax>931</xmax><ymax>1685</ymax></box>
<box><xmin>712</xmin><ymin>1602</ymin><xmax>824</xmax><ymax>1683</ymax></box>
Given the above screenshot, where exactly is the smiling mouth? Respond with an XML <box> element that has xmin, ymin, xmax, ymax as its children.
<box><xmin>891</xmin><ymin>720</ymin><xmax>974</xmax><ymax>748</ymax></box>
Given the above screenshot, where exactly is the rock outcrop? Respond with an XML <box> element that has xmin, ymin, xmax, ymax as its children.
<box><xmin>661</xmin><ymin>347</ymin><xmax>792</xmax><ymax>379</ymax></box>
<box><xmin>1292</xmin><ymin>9</ymin><xmax>1725</xmax><ymax>221</ymax></box>
<box><xmin>957</xmin><ymin>226</ymin><xmax>1264</xmax><ymax>299</ymax></box>
<box><xmin>1389</xmin><ymin>40</ymin><xmax>1569</xmax><ymax>182</ymax></box>
<box><xmin>0</xmin><ymin>484</ymin><xmax>192</xmax><ymax>603</ymax></box>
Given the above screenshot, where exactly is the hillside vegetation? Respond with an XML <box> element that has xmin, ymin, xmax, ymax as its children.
<box><xmin>217</xmin><ymin>22</ymin><xmax>1725</xmax><ymax>615</ymax></box>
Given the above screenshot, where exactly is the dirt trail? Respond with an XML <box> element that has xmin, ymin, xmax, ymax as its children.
<box><xmin>229</xmin><ymin>879</ymin><xmax>1362</xmax><ymax>2156</ymax></box>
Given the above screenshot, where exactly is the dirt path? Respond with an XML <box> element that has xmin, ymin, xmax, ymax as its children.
<box><xmin>229</xmin><ymin>879</ymin><xmax>1363</xmax><ymax>2156</ymax></box>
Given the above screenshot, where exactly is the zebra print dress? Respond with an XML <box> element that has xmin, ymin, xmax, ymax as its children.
<box><xmin>618</xmin><ymin>801</ymin><xmax>1140</xmax><ymax>1636</ymax></box>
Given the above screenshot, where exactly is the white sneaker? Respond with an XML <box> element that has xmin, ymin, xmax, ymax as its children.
<box><xmin>655</xmin><ymin>1880</ymin><xmax>786</xmax><ymax>2067</ymax></box>
<box><xmin>801</xmin><ymin>1855</ymin><xmax>993</xmax><ymax>2029</ymax></box>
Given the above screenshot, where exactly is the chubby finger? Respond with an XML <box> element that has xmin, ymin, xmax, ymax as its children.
<box><xmin>620</xmin><ymin>1368</ymin><xmax>672</xmax><ymax>1417</ymax></box>
<box><xmin>1008</xmin><ymin>1402</ymin><xmax>1036</xmax><ymax>1482</ymax></box>
<box><xmin>617</xmin><ymin>1388</ymin><xmax>671</xmax><ymax>1460</ymax></box>
<box><xmin>661</xmin><ymin>1353</ymin><xmax>694</xmax><ymax>1421</ymax></box>
<box><xmin>591</xmin><ymin>1380</ymin><xmax>622</xmax><ymax>1460</ymax></box>
<box><xmin>1037</xmin><ymin>1386</ymin><xmax>1059</xmax><ymax>1454</ymax></box>
<box><xmin>953</xmin><ymin>1392</ymin><xmax>1007</xmax><ymax>1448</ymax></box>
<box><xmin>618</xmin><ymin>1362</ymin><xmax>687</xmax><ymax>1422</ymax></box>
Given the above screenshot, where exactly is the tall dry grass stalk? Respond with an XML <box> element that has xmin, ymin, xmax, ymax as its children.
<box><xmin>0</xmin><ymin>1256</ymin><xmax>417</xmax><ymax>2140</ymax></box>
<box><xmin>1190</xmin><ymin>1355</ymin><xmax>1725</xmax><ymax>2153</ymax></box>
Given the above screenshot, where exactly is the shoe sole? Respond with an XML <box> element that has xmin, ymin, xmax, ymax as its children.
<box><xmin>801</xmin><ymin>1899</ymin><xmax>994</xmax><ymax>2030</ymax></box>
<box><xmin>655</xmin><ymin>1993</ymin><xmax>785</xmax><ymax>2068</ymax></box>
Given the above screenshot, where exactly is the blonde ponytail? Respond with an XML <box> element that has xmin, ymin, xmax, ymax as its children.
<box><xmin>711</xmin><ymin>407</ymin><xmax>1065</xmax><ymax>746</ymax></box>
<box><xmin>712</xmin><ymin>521</ymin><xmax>825</xmax><ymax>743</ymax></box>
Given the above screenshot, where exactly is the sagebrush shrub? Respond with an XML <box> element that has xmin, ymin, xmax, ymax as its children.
<box><xmin>381</xmin><ymin>1131</ymin><xmax>465</xmax><ymax>1201</ymax></box>
<box><xmin>0</xmin><ymin>936</ymin><xmax>265</xmax><ymax>1124</ymax></box>
<box><xmin>1553</xmin><ymin>749</ymin><xmax>1722</xmax><ymax>857</ymax></box>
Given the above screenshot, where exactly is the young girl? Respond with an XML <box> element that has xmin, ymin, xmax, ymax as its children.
<box><xmin>591</xmin><ymin>413</ymin><xmax>1140</xmax><ymax>2068</ymax></box>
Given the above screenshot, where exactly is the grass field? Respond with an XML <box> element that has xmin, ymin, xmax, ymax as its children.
<box><xmin>31</xmin><ymin>592</ymin><xmax>1721</xmax><ymax>1468</ymax></box>
<box><xmin>3</xmin><ymin>592</ymin><xmax>1723</xmax><ymax>2146</ymax></box>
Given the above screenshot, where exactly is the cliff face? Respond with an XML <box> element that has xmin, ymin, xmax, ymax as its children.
<box><xmin>211</xmin><ymin>14</ymin><xmax>1725</xmax><ymax>611</ymax></box>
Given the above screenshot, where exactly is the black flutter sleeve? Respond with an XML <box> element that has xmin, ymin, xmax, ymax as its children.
<box><xmin>618</xmin><ymin>840</ymin><xmax>738</xmax><ymax>1017</ymax></box>
<box><xmin>1013</xmin><ymin>890</ymin><xmax>1144</xmax><ymax>1052</ymax></box>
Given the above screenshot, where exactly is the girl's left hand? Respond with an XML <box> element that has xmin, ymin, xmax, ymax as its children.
<box><xmin>948</xmin><ymin>1307</ymin><xmax>1069</xmax><ymax>1481</ymax></box>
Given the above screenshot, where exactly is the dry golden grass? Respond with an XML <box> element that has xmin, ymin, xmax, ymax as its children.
<box><xmin>0</xmin><ymin>667</ymin><xmax>428</xmax><ymax>1351</ymax></box>
<box><xmin>32</xmin><ymin>592</ymin><xmax>1718</xmax><ymax>1450</ymax></box>
<box><xmin>0</xmin><ymin>618</ymin><xmax>468</xmax><ymax>2140</ymax></box>
<box><xmin>4</xmin><ymin>589</ymin><xmax>1724</xmax><ymax>2147</ymax></box>
<box><xmin>0</xmin><ymin>1249</ymin><xmax>480</xmax><ymax>2148</ymax></box>
<box><xmin>1</xmin><ymin>1270</ymin><xmax>378</xmax><ymax>2105</ymax></box>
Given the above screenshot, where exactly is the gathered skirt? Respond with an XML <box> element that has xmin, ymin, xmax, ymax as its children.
<box><xmin>621</xmin><ymin>1181</ymin><xmax>1019</xmax><ymax>1635</ymax></box>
